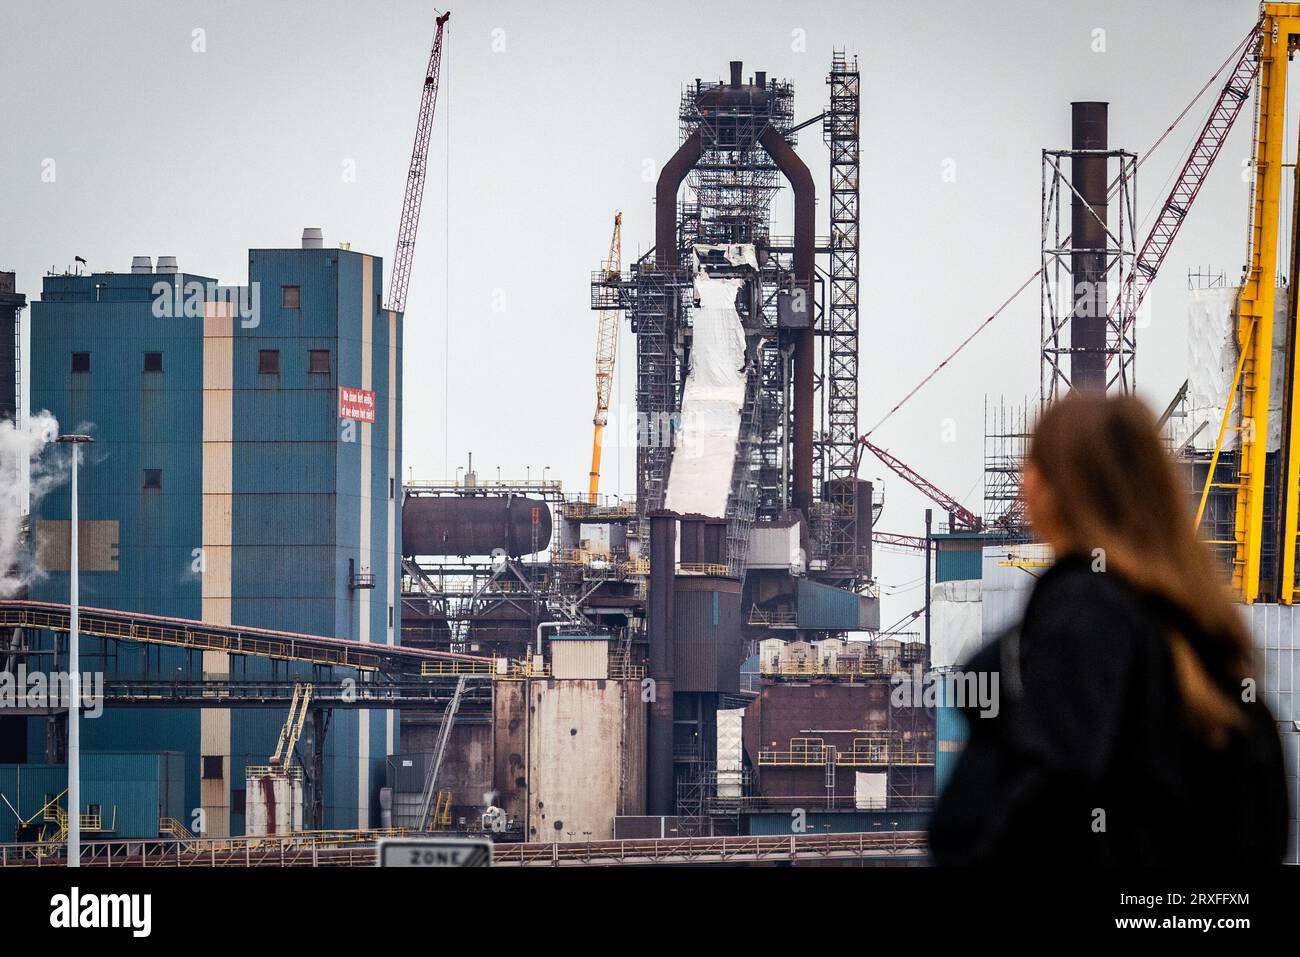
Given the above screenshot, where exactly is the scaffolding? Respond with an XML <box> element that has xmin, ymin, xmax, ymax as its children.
<box><xmin>1040</xmin><ymin>146</ymin><xmax>1139</xmax><ymax>403</ymax></box>
<box><xmin>814</xmin><ymin>52</ymin><xmax>863</xmax><ymax>587</ymax></box>
<box><xmin>983</xmin><ymin>397</ymin><xmax>1031</xmax><ymax>534</ymax></box>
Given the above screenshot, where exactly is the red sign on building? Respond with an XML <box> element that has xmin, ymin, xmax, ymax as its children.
<box><xmin>339</xmin><ymin>386</ymin><xmax>376</xmax><ymax>423</ymax></box>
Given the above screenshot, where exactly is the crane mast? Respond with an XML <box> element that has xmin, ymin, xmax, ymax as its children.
<box><xmin>588</xmin><ymin>212</ymin><xmax>622</xmax><ymax>504</ymax></box>
<box><xmin>386</xmin><ymin>10</ymin><xmax>450</xmax><ymax>314</ymax></box>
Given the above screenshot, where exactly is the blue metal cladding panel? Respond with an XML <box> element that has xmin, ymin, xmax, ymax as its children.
<box><xmin>235</xmin><ymin>248</ymin><xmax>343</xmax><ymax>638</ymax></box>
<box><xmin>935</xmin><ymin>542</ymin><xmax>983</xmax><ymax>583</ymax></box>
<box><xmin>0</xmin><ymin>765</ymin><xmax>66</xmax><ymax>841</ymax></box>
<box><xmin>29</xmin><ymin>273</ymin><xmax>205</xmax><ymax>619</ymax></box>
<box><xmin>0</xmin><ymin>753</ymin><xmax>186</xmax><ymax>840</ymax></box>
<box><xmin>28</xmin><ymin>272</ymin><xmax>209</xmax><ymax>820</ymax></box>
<box><xmin>795</xmin><ymin>578</ymin><xmax>862</xmax><ymax>630</ymax></box>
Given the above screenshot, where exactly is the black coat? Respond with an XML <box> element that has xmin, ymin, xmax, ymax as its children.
<box><xmin>928</xmin><ymin>553</ymin><xmax>1288</xmax><ymax>866</ymax></box>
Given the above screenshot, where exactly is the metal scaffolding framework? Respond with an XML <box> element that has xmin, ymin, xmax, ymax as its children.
<box><xmin>1040</xmin><ymin>146</ymin><xmax>1138</xmax><ymax>402</ymax></box>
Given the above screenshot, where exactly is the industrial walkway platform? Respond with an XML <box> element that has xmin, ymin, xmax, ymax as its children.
<box><xmin>0</xmin><ymin>599</ymin><xmax>490</xmax><ymax>673</ymax></box>
<box><xmin>0</xmin><ymin>829</ymin><xmax>929</xmax><ymax>867</ymax></box>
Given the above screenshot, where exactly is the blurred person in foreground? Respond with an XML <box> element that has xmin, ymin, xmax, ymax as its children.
<box><xmin>929</xmin><ymin>392</ymin><xmax>1287</xmax><ymax>865</ymax></box>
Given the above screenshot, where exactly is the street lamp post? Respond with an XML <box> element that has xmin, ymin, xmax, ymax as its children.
<box><xmin>57</xmin><ymin>434</ymin><xmax>93</xmax><ymax>867</ymax></box>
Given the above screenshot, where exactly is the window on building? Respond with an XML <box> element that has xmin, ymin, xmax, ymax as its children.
<box><xmin>308</xmin><ymin>349</ymin><xmax>330</xmax><ymax>374</ymax></box>
<box><xmin>258</xmin><ymin>350</ymin><xmax>280</xmax><ymax>375</ymax></box>
<box><xmin>143</xmin><ymin>351</ymin><xmax>163</xmax><ymax>372</ymax></box>
<box><xmin>71</xmin><ymin>352</ymin><xmax>90</xmax><ymax>373</ymax></box>
<box><xmin>86</xmin><ymin>803</ymin><xmax>101</xmax><ymax>823</ymax></box>
<box><xmin>388</xmin><ymin>605</ymin><xmax>394</xmax><ymax>628</ymax></box>
<box><xmin>389</xmin><ymin>477</ymin><xmax>395</xmax><ymax>500</ymax></box>
<box><xmin>281</xmin><ymin>285</ymin><xmax>301</xmax><ymax>309</ymax></box>
<box><xmin>202</xmin><ymin>755</ymin><xmax>223</xmax><ymax>780</ymax></box>
<box><xmin>143</xmin><ymin>469</ymin><xmax>162</xmax><ymax>490</ymax></box>
<box><xmin>232</xmin><ymin>789</ymin><xmax>246</xmax><ymax>817</ymax></box>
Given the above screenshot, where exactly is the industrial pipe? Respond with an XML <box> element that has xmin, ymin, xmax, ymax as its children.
<box><xmin>536</xmin><ymin>621</ymin><xmax>569</xmax><ymax>657</ymax></box>
<box><xmin>759</xmin><ymin>125</ymin><xmax>816</xmax><ymax>517</ymax></box>
<box><xmin>655</xmin><ymin>129</ymin><xmax>704</xmax><ymax>268</ymax></box>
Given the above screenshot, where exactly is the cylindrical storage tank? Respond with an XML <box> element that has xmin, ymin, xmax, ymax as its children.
<box><xmin>672</xmin><ymin>575</ymin><xmax>743</xmax><ymax>693</ymax></box>
<box><xmin>245</xmin><ymin>771</ymin><xmax>303</xmax><ymax>836</ymax></box>
<box><xmin>402</xmin><ymin>495</ymin><xmax>552</xmax><ymax>557</ymax></box>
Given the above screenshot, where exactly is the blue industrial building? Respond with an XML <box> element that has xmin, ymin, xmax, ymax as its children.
<box><xmin>23</xmin><ymin>236</ymin><xmax>401</xmax><ymax>836</ymax></box>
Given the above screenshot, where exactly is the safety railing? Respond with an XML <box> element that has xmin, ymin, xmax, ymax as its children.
<box><xmin>678</xmin><ymin>563</ymin><xmax>731</xmax><ymax>576</ymax></box>
<box><xmin>420</xmin><ymin>659</ymin><xmax>495</xmax><ymax>677</ymax></box>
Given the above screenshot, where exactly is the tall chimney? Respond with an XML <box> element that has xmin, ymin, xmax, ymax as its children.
<box><xmin>1070</xmin><ymin>102</ymin><xmax>1108</xmax><ymax>392</ymax></box>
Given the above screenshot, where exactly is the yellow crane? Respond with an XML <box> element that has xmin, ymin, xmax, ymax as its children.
<box><xmin>588</xmin><ymin>212</ymin><xmax>623</xmax><ymax>504</ymax></box>
<box><xmin>1198</xmin><ymin>4</ymin><xmax>1300</xmax><ymax>602</ymax></box>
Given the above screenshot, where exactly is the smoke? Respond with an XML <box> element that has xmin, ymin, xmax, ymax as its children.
<box><xmin>0</xmin><ymin>412</ymin><xmax>63</xmax><ymax>598</ymax></box>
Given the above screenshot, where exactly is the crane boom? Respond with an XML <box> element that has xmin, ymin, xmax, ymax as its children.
<box><xmin>386</xmin><ymin>10</ymin><xmax>450</xmax><ymax>314</ymax></box>
<box><xmin>1108</xmin><ymin>16</ymin><xmax>1263</xmax><ymax>367</ymax></box>
<box><xmin>872</xmin><ymin>531</ymin><xmax>928</xmax><ymax>551</ymax></box>
<box><xmin>861</xmin><ymin>439</ymin><xmax>980</xmax><ymax>531</ymax></box>
<box><xmin>588</xmin><ymin>212</ymin><xmax>623</xmax><ymax>504</ymax></box>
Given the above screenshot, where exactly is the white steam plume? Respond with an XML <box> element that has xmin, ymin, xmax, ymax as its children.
<box><xmin>0</xmin><ymin>411</ymin><xmax>62</xmax><ymax>597</ymax></box>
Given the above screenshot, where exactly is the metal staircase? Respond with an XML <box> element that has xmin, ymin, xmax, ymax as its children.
<box><xmin>416</xmin><ymin>676</ymin><xmax>467</xmax><ymax>830</ymax></box>
<box><xmin>270</xmin><ymin>683</ymin><xmax>312</xmax><ymax>768</ymax></box>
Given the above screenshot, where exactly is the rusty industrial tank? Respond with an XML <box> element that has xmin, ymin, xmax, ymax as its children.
<box><xmin>402</xmin><ymin>495</ymin><xmax>552</xmax><ymax>557</ymax></box>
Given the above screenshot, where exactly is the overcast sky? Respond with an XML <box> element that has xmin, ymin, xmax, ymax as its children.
<box><xmin>0</xmin><ymin>0</ymin><xmax>1268</xmax><ymax>624</ymax></box>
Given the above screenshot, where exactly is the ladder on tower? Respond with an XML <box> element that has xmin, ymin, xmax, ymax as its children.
<box><xmin>824</xmin><ymin>745</ymin><xmax>837</xmax><ymax>809</ymax></box>
<box><xmin>270</xmin><ymin>683</ymin><xmax>313</xmax><ymax>769</ymax></box>
<box><xmin>417</xmin><ymin>676</ymin><xmax>467</xmax><ymax>831</ymax></box>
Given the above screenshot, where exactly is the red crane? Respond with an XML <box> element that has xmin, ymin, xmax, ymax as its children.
<box><xmin>872</xmin><ymin>531</ymin><xmax>929</xmax><ymax>551</ymax></box>
<box><xmin>386</xmin><ymin>10</ymin><xmax>451</xmax><ymax>314</ymax></box>
<box><xmin>1108</xmin><ymin>15</ymin><xmax>1263</xmax><ymax>358</ymax></box>
<box><xmin>860</xmin><ymin>439</ymin><xmax>981</xmax><ymax>531</ymax></box>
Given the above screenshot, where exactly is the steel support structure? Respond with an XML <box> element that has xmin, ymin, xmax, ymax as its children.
<box><xmin>1040</xmin><ymin>138</ymin><xmax>1138</xmax><ymax>403</ymax></box>
<box><xmin>816</xmin><ymin>52</ymin><xmax>864</xmax><ymax>587</ymax></box>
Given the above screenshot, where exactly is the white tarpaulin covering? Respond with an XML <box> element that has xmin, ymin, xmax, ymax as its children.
<box><xmin>664</xmin><ymin>264</ymin><xmax>749</xmax><ymax>517</ymax></box>
<box><xmin>716</xmin><ymin>707</ymin><xmax>745</xmax><ymax>799</ymax></box>
<box><xmin>930</xmin><ymin>578</ymin><xmax>983</xmax><ymax>670</ymax></box>
<box><xmin>1179</xmin><ymin>287</ymin><xmax>1287</xmax><ymax>453</ymax></box>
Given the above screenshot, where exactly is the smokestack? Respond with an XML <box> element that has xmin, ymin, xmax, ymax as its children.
<box><xmin>754</xmin><ymin>70</ymin><xmax>766</xmax><ymax>89</ymax></box>
<box><xmin>155</xmin><ymin>256</ymin><xmax>178</xmax><ymax>274</ymax></box>
<box><xmin>130</xmin><ymin>256</ymin><xmax>152</xmax><ymax>274</ymax></box>
<box><xmin>302</xmin><ymin>227</ymin><xmax>324</xmax><ymax>249</ymax></box>
<box><xmin>1070</xmin><ymin>102</ymin><xmax>1108</xmax><ymax>392</ymax></box>
<box><xmin>729</xmin><ymin>60</ymin><xmax>743</xmax><ymax>88</ymax></box>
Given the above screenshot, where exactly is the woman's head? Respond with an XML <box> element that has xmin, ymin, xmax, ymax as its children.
<box><xmin>1024</xmin><ymin>391</ymin><xmax>1253</xmax><ymax>744</ymax></box>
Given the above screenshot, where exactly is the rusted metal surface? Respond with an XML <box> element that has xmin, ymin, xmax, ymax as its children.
<box><xmin>654</xmin><ymin>130</ymin><xmax>703</xmax><ymax>268</ymax></box>
<box><xmin>402</xmin><ymin>494</ymin><xmax>552</xmax><ymax>557</ymax></box>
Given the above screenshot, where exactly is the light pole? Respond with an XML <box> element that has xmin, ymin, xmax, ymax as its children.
<box><xmin>57</xmin><ymin>434</ymin><xmax>93</xmax><ymax>868</ymax></box>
